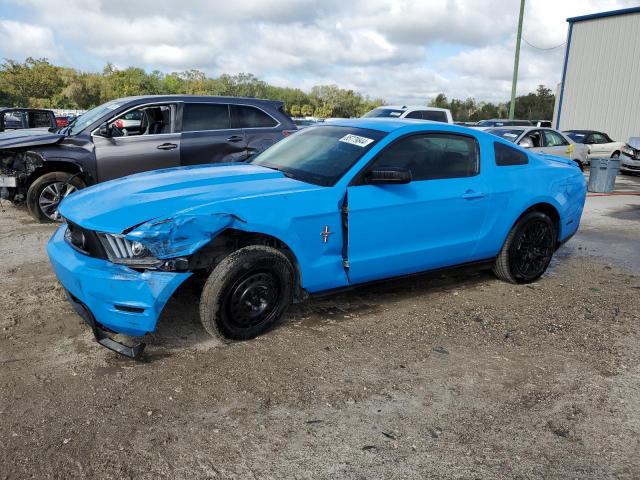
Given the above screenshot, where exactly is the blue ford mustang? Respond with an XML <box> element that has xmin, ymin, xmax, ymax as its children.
<box><xmin>47</xmin><ymin>119</ymin><xmax>587</xmax><ymax>358</ymax></box>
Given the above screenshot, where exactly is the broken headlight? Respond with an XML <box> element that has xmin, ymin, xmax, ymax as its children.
<box><xmin>97</xmin><ymin>233</ymin><xmax>189</xmax><ymax>271</ymax></box>
<box><xmin>622</xmin><ymin>144</ymin><xmax>639</xmax><ymax>159</ymax></box>
<box><xmin>97</xmin><ymin>233</ymin><xmax>163</xmax><ymax>268</ymax></box>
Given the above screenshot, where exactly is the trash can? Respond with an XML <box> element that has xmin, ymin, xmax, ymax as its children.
<box><xmin>588</xmin><ymin>157</ymin><xmax>620</xmax><ymax>193</ymax></box>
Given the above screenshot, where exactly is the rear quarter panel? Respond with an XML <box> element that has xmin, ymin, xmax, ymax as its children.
<box><xmin>474</xmin><ymin>138</ymin><xmax>585</xmax><ymax>259</ymax></box>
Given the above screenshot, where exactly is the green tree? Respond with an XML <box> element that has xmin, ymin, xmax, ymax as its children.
<box><xmin>290</xmin><ymin>104</ymin><xmax>301</xmax><ymax>117</ymax></box>
<box><xmin>300</xmin><ymin>104</ymin><xmax>314</xmax><ymax>117</ymax></box>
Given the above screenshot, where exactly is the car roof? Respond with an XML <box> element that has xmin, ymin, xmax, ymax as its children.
<box><xmin>319</xmin><ymin>118</ymin><xmax>471</xmax><ymax>133</ymax></box>
<box><xmin>113</xmin><ymin>95</ymin><xmax>284</xmax><ymax>106</ymax></box>
<box><xmin>372</xmin><ymin>105</ymin><xmax>450</xmax><ymax>113</ymax></box>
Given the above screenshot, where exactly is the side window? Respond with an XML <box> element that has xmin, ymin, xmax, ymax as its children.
<box><xmin>592</xmin><ymin>133</ymin><xmax>608</xmax><ymax>144</ymax></box>
<box><xmin>182</xmin><ymin>103</ymin><xmax>230</xmax><ymax>132</ymax></box>
<box><xmin>521</xmin><ymin>130</ymin><xmax>542</xmax><ymax>148</ymax></box>
<box><xmin>405</xmin><ymin>111</ymin><xmax>423</xmax><ymax>119</ymax></box>
<box><xmin>543</xmin><ymin>130</ymin><xmax>568</xmax><ymax>147</ymax></box>
<box><xmin>109</xmin><ymin>104</ymin><xmax>174</xmax><ymax>136</ymax></box>
<box><xmin>369</xmin><ymin>133</ymin><xmax>479</xmax><ymax>181</ymax></box>
<box><xmin>29</xmin><ymin>111</ymin><xmax>52</xmax><ymax>128</ymax></box>
<box><xmin>494</xmin><ymin>142</ymin><xmax>528</xmax><ymax>166</ymax></box>
<box><xmin>422</xmin><ymin>111</ymin><xmax>448</xmax><ymax>123</ymax></box>
<box><xmin>231</xmin><ymin>105</ymin><xmax>278</xmax><ymax>128</ymax></box>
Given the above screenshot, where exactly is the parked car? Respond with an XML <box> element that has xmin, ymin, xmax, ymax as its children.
<box><xmin>292</xmin><ymin>118</ymin><xmax>318</xmax><ymax>129</ymax></box>
<box><xmin>564</xmin><ymin>130</ymin><xmax>625</xmax><ymax>161</ymax></box>
<box><xmin>487</xmin><ymin>126</ymin><xmax>589</xmax><ymax>170</ymax></box>
<box><xmin>0</xmin><ymin>108</ymin><xmax>56</xmax><ymax>132</ymax></box>
<box><xmin>474</xmin><ymin>119</ymin><xmax>533</xmax><ymax>128</ymax></box>
<box><xmin>363</xmin><ymin>106</ymin><xmax>453</xmax><ymax>123</ymax></box>
<box><xmin>620</xmin><ymin>137</ymin><xmax>640</xmax><ymax>175</ymax></box>
<box><xmin>48</xmin><ymin>118</ymin><xmax>586</xmax><ymax>358</ymax></box>
<box><xmin>0</xmin><ymin>95</ymin><xmax>296</xmax><ymax>221</ymax></box>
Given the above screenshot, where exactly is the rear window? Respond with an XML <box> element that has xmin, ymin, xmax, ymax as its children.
<box><xmin>182</xmin><ymin>103</ymin><xmax>230</xmax><ymax>131</ymax></box>
<box><xmin>494</xmin><ymin>142</ymin><xmax>528</xmax><ymax>166</ymax></box>
<box><xmin>231</xmin><ymin>105</ymin><xmax>278</xmax><ymax>128</ymax></box>
<box><xmin>363</xmin><ymin>108</ymin><xmax>405</xmax><ymax>118</ymax></box>
<box><xmin>405</xmin><ymin>110</ymin><xmax>448</xmax><ymax>123</ymax></box>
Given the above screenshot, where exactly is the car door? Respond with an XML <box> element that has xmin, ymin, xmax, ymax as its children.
<box><xmin>346</xmin><ymin>132</ymin><xmax>489</xmax><ymax>284</ymax></box>
<box><xmin>93</xmin><ymin>103</ymin><xmax>181</xmax><ymax>182</ymax></box>
<box><xmin>541</xmin><ymin>130</ymin><xmax>573</xmax><ymax>159</ymax></box>
<box><xmin>590</xmin><ymin>132</ymin><xmax>612</xmax><ymax>157</ymax></box>
<box><xmin>231</xmin><ymin>104</ymin><xmax>283</xmax><ymax>158</ymax></box>
<box><xmin>179</xmin><ymin>102</ymin><xmax>248</xmax><ymax>166</ymax></box>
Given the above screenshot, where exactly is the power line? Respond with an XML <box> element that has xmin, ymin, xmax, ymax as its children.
<box><xmin>523</xmin><ymin>38</ymin><xmax>566</xmax><ymax>50</ymax></box>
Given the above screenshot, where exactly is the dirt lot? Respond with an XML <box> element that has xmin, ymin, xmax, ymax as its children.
<box><xmin>1</xmin><ymin>184</ymin><xmax>640</xmax><ymax>479</ymax></box>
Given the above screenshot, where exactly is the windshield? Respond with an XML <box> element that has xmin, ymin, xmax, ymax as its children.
<box><xmin>487</xmin><ymin>128</ymin><xmax>524</xmax><ymax>142</ymax></box>
<box><xmin>363</xmin><ymin>108</ymin><xmax>405</xmax><ymax>118</ymax></box>
<box><xmin>250</xmin><ymin>125</ymin><xmax>386</xmax><ymax>186</ymax></box>
<box><xmin>67</xmin><ymin>99</ymin><xmax>127</xmax><ymax>135</ymax></box>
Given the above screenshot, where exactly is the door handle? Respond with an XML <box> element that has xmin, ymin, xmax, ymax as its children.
<box><xmin>462</xmin><ymin>190</ymin><xmax>485</xmax><ymax>200</ymax></box>
<box><xmin>227</xmin><ymin>135</ymin><xmax>243</xmax><ymax>142</ymax></box>
<box><xmin>157</xmin><ymin>143</ymin><xmax>177</xmax><ymax>150</ymax></box>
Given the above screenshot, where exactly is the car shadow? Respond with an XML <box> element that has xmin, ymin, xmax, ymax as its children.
<box><xmin>149</xmin><ymin>265</ymin><xmax>497</xmax><ymax>351</ymax></box>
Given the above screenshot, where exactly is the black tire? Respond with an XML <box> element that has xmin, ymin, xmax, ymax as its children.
<box><xmin>611</xmin><ymin>151</ymin><xmax>620</xmax><ymax>159</ymax></box>
<box><xmin>199</xmin><ymin>245</ymin><xmax>294</xmax><ymax>340</ymax></box>
<box><xmin>574</xmin><ymin>160</ymin><xmax>584</xmax><ymax>172</ymax></box>
<box><xmin>493</xmin><ymin>211</ymin><xmax>557</xmax><ymax>284</ymax></box>
<box><xmin>26</xmin><ymin>172</ymin><xmax>85</xmax><ymax>222</ymax></box>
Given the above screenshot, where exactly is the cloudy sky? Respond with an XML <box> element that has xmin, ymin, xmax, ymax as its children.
<box><xmin>0</xmin><ymin>0</ymin><xmax>636</xmax><ymax>103</ymax></box>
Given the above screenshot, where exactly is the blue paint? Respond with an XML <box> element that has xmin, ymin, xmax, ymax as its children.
<box><xmin>556</xmin><ymin>21</ymin><xmax>573</xmax><ymax>130</ymax></box>
<box><xmin>567</xmin><ymin>6</ymin><xmax>640</xmax><ymax>23</ymax></box>
<box><xmin>49</xmin><ymin>120</ymin><xmax>586</xmax><ymax>338</ymax></box>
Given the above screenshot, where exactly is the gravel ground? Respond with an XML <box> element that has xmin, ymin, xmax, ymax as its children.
<box><xmin>1</xmin><ymin>188</ymin><xmax>639</xmax><ymax>479</ymax></box>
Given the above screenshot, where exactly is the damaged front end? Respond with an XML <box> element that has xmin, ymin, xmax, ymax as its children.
<box><xmin>0</xmin><ymin>149</ymin><xmax>44</xmax><ymax>201</ymax></box>
<box><xmin>47</xmin><ymin>212</ymin><xmax>243</xmax><ymax>358</ymax></box>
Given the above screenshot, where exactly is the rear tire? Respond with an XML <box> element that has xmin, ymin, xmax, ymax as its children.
<box><xmin>493</xmin><ymin>211</ymin><xmax>557</xmax><ymax>284</ymax></box>
<box><xmin>26</xmin><ymin>172</ymin><xmax>85</xmax><ymax>222</ymax></box>
<box><xmin>199</xmin><ymin>246</ymin><xmax>294</xmax><ymax>340</ymax></box>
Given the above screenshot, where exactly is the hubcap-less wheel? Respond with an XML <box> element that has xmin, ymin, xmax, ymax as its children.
<box><xmin>509</xmin><ymin>219</ymin><xmax>554</xmax><ymax>281</ymax></box>
<box><xmin>38</xmin><ymin>182</ymin><xmax>77</xmax><ymax>221</ymax></box>
<box><xmin>226</xmin><ymin>271</ymin><xmax>280</xmax><ymax>329</ymax></box>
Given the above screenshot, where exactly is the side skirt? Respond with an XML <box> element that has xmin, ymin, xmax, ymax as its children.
<box><xmin>310</xmin><ymin>258</ymin><xmax>496</xmax><ymax>299</ymax></box>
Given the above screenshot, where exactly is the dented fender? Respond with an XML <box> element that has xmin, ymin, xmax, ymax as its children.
<box><xmin>125</xmin><ymin>213</ymin><xmax>243</xmax><ymax>259</ymax></box>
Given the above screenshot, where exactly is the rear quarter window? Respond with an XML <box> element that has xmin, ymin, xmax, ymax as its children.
<box><xmin>231</xmin><ymin>105</ymin><xmax>278</xmax><ymax>128</ymax></box>
<box><xmin>494</xmin><ymin>142</ymin><xmax>528</xmax><ymax>166</ymax></box>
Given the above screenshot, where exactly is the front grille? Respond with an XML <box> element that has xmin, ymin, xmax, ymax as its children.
<box><xmin>624</xmin><ymin>164</ymin><xmax>640</xmax><ymax>171</ymax></box>
<box><xmin>65</xmin><ymin>222</ymin><xmax>108</xmax><ymax>259</ymax></box>
<box><xmin>98</xmin><ymin>234</ymin><xmax>136</xmax><ymax>260</ymax></box>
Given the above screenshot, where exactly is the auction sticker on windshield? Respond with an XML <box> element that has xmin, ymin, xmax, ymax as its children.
<box><xmin>339</xmin><ymin>134</ymin><xmax>374</xmax><ymax>148</ymax></box>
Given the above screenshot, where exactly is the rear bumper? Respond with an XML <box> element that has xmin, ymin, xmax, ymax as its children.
<box><xmin>47</xmin><ymin>225</ymin><xmax>191</xmax><ymax>337</ymax></box>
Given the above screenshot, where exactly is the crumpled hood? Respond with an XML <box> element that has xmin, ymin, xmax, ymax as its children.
<box><xmin>0</xmin><ymin>129</ymin><xmax>64</xmax><ymax>149</ymax></box>
<box><xmin>59</xmin><ymin>163</ymin><xmax>319</xmax><ymax>233</ymax></box>
<box><xmin>627</xmin><ymin>137</ymin><xmax>640</xmax><ymax>150</ymax></box>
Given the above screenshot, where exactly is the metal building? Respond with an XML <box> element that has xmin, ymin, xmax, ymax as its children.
<box><xmin>554</xmin><ymin>7</ymin><xmax>640</xmax><ymax>142</ymax></box>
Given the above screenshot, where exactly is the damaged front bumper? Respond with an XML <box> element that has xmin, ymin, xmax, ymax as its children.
<box><xmin>47</xmin><ymin>226</ymin><xmax>192</xmax><ymax>356</ymax></box>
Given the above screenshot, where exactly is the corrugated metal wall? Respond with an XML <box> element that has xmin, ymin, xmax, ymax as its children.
<box><xmin>557</xmin><ymin>12</ymin><xmax>640</xmax><ymax>141</ymax></box>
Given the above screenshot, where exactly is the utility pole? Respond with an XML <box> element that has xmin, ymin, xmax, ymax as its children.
<box><xmin>509</xmin><ymin>0</ymin><xmax>525</xmax><ymax>119</ymax></box>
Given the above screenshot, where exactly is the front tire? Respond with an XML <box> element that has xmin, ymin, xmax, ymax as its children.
<box><xmin>493</xmin><ymin>211</ymin><xmax>557</xmax><ymax>284</ymax></box>
<box><xmin>26</xmin><ymin>172</ymin><xmax>85</xmax><ymax>222</ymax></box>
<box><xmin>199</xmin><ymin>246</ymin><xmax>294</xmax><ymax>340</ymax></box>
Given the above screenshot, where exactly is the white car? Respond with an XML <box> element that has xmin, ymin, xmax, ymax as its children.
<box><xmin>620</xmin><ymin>137</ymin><xmax>640</xmax><ymax>175</ymax></box>
<box><xmin>362</xmin><ymin>105</ymin><xmax>453</xmax><ymax>123</ymax></box>
<box><xmin>563</xmin><ymin>130</ymin><xmax>625</xmax><ymax>162</ymax></box>
<box><xmin>488</xmin><ymin>126</ymin><xmax>589</xmax><ymax>170</ymax></box>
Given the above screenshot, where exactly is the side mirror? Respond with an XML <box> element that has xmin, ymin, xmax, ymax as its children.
<box><xmin>365</xmin><ymin>167</ymin><xmax>412</xmax><ymax>185</ymax></box>
<box><xmin>519</xmin><ymin>137</ymin><xmax>533</xmax><ymax>149</ymax></box>
<box><xmin>98</xmin><ymin>122</ymin><xmax>113</xmax><ymax>137</ymax></box>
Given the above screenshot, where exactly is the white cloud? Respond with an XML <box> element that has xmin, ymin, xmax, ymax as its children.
<box><xmin>0</xmin><ymin>20</ymin><xmax>59</xmax><ymax>60</ymax></box>
<box><xmin>3</xmin><ymin>0</ymin><xmax>639</xmax><ymax>103</ymax></box>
